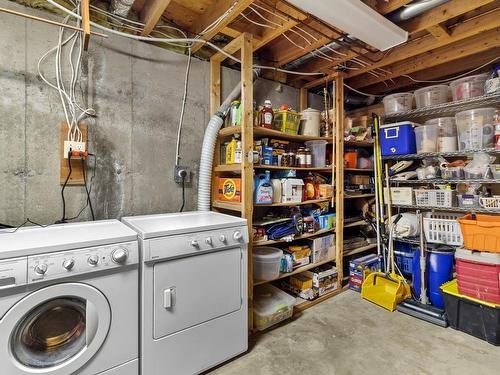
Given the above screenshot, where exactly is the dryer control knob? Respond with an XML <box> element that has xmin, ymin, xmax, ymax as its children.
<box><xmin>205</xmin><ymin>237</ymin><xmax>213</xmax><ymax>245</ymax></box>
<box><xmin>219</xmin><ymin>234</ymin><xmax>227</xmax><ymax>243</ymax></box>
<box><xmin>63</xmin><ymin>259</ymin><xmax>75</xmax><ymax>270</ymax></box>
<box><xmin>190</xmin><ymin>240</ymin><xmax>199</xmax><ymax>247</ymax></box>
<box><xmin>112</xmin><ymin>248</ymin><xmax>128</xmax><ymax>264</ymax></box>
<box><xmin>233</xmin><ymin>231</ymin><xmax>243</xmax><ymax>241</ymax></box>
<box><xmin>88</xmin><ymin>255</ymin><xmax>99</xmax><ymax>266</ymax></box>
<box><xmin>34</xmin><ymin>263</ymin><xmax>48</xmax><ymax>275</ymax></box>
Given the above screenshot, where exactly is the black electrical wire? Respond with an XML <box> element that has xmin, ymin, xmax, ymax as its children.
<box><xmin>66</xmin><ymin>154</ymin><xmax>97</xmax><ymax>221</ymax></box>
<box><xmin>81</xmin><ymin>156</ymin><xmax>95</xmax><ymax>220</ymax></box>
<box><xmin>179</xmin><ymin>174</ymin><xmax>186</xmax><ymax>212</ymax></box>
<box><xmin>58</xmin><ymin>151</ymin><xmax>73</xmax><ymax>223</ymax></box>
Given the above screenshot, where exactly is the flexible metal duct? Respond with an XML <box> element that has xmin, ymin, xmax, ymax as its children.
<box><xmin>197</xmin><ymin>69</ymin><xmax>260</xmax><ymax>211</ymax></box>
<box><xmin>387</xmin><ymin>0</ymin><xmax>449</xmax><ymax>22</ymax></box>
<box><xmin>110</xmin><ymin>0</ymin><xmax>135</xmax><ymax>17</ymax></box>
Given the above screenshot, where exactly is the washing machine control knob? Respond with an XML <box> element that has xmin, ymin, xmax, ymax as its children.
<box><xmin>88</xmin><ymin>255</ymin><xmax>99</xmax><ymax>266</ymax></box>
<box><xmin>190</xmin><ymin>239</ymin><xmax>199</xmax><ymax>247</ymax></box>
<box><xmin>219</xmin><ymin>234</ymin><xmax>226</xmax><ymax>243</ymax></box>
<box><xmin>233</xmin><ymin>231</ymin><xmax>242</xmax><ymax>241</ymax></box>
<box><xmin>63</xmin><ymin>259</ymin><xmax>75</xmax><ymax>270</ymax></box>
<box><xmin>34</xmin><ymin>263</ymin><xmax>48</xmax><ymax>275</ymax></box>
<box><xmin>112</xmin><ymin>248</ymin><xmax>128</xmax><ymax>264</ymax></box>
<box><xmin>205</xmin><ymin>237</ymin><xmax>213</xmax><ymax>245</ymax></box>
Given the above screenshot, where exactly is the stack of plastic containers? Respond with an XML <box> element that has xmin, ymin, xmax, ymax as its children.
<box><xmin>414</xmin><ymin>85</ymin><xmax>449</xmax><ymax>108</ymax></box>
<box><xmin>455</xmin><ymin>108</ymin><xmax>496</xmax><ymax>150</ymax></box>
<box><xmin>425</xmin><ymin>117</ymin><xmax>457</xmax><ymax>152</ymax></box>
<box><xmin>450</xmin><ymin>73</ymin><xmax>489</xmax><ymax>101</ymax></box>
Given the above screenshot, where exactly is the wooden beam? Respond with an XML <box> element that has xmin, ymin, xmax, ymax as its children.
<box><xmin>81</xmin><ymin>0</ymin><xmax>90</xmax><ymax>50</ymax></box>
<box><xmin>210</xmin><ymin>59</ymin><xmax>221</xmax><ymax>116</ymax></box>
<box><xmin>221</xmin><ymin>26</ymin><xmax>241</xmax><ymax>39</ymax></box>
<box><xmin>400</xmin><ymin>0</ymin><xmax>496</xmax><ymax>35</ymax></box>
<box><xmin>376</xmin><ymin>0</ymin><xmax>412</xmax><ymax>14</ymax></box>
<box><xmin>302</xmin><ymin>72</ymin><xmax>338</xmax><ymax>90</ymax></box>
<box><xmin>427</xmin><ymin>23</ymin><xmax>451</xmax><ymax>40</ymax></box>
<box><xmin>299</xmin><ymin>88</ymin><xmax>308</xmax><ymax>111</ymax></box>
<box><xmin>140</xmin><ymin>0</ymin><xmax>173</xmax><ymax>36</ymax></box>
<box><xmin>254</xmin><ymin>18</ymin><xmax>297</xmax><ymax>50</ymax></box>
<box><xmin>345</xmin><ymin>8</ymin><xmax>500</xmax><ymax>79</ymax></box>
<box><xmin>211</xmin><ymin>33</ymin><xmax>245</xmax><ymax>63</ymax></box>
<box><xmin>190</xmin><ymin>0</ymin><xmax>254</xmax><ymax>53</ymax></box>
<box><xmin>347</xmin><ymin>27</ymin><xmax>500</xmax><ymax>89</ymax></box>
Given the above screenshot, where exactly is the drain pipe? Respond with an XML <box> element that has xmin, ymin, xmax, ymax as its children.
<box><xmin>197</xmin><ymin>69</ymin><xmax>260</xmax><ymax>211</ymax></box>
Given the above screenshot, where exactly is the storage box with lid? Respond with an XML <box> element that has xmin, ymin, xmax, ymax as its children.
<box><xmin>253</xmin><ymin>284</ymin><xmax>296</xmax><ymax>331</ymax></box>
<box><xmin>379</xmin><ymin>122</ymin><xmax>418</xmax><ymax>156</ymax></box>
<box><xmin>349</xmin><ymin>254</ymin><xmax>380</xmax><ymax>292</ymax></box>
<box><xmin>252</xmin><ymin>247</ymin><xmax>283</xmax><ymax>281</ymax></box>
<box><xmin>456</xmin><ymin>248</ymin><xmax>500</xmax><ymax>304</ymax></box>
<box><xmin>384</xmin><ymin>187</ymin><xmax>414</xmax><ymax>205</ymax></box>
<box><xmin>307</xmin><ymin>234</ymin><xmax>335</xmax><ymax>263</ymax></box>
<box><xmin>304</xmin><ymin>264</ymin><xmax>338</xmax><ymax>297</ymax></box>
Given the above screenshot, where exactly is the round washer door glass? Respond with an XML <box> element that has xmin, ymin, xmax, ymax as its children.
<box><xmin>11</xmin><ymin>297</ymin><xmax>87</xmax><ymax>368</ymax></box>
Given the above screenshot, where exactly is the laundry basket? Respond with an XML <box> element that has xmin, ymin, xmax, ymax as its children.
<box><xmin>458</xmin><ymin>214</ymin><xmax>500</xmax><ymax>253</ymax></box>
<box><xmin>479</xmin><ymin>197</ymin><xmax>500</xmax><ymax>211</ymax></box>
<box><xmin>423</xmin><ymin>212</ymin><xmax>463</xmax><ymax>246</ymax></box>
<box><xmin>414</xmin><ymin>189</ymin><xmax>455</xmax><ymax>208</ymax></box>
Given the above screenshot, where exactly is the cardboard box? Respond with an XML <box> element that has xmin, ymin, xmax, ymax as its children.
<box><xmin>290</xmin><ymin>274</ymin><xmax>313</xmax><ymax>291</ymax></box>
<box><xmin>304</xmin><ymin>264</ymin><xmax>338</xmax><ymax>297</ymax></box>
<box><xmin>286</xmin><ymin>245</ymin><xmax>311</xmax><ymax>268</ymax></box>
<box><xmin>384</xmin><ymin>187</ymin><xmax>414</xmax><ymax>205</ymax></box>
<box><xmin>281</xmin><ymin>178</ymin><xmax>304</xmax><ymax>203</ymax></box>
<box><xmin>307</xmin><ymin>234</ymin><xmax>335</xmax><ymax>263</ymax></box>
<box><xmin>349</xmin><ymin>254</ymin><xmax>380</xmax><ymax>292</ymax></box>
<box><xmin>348</xmin><ymin>175</ymin><xmax>370</xmax><ymax>185</ymax></box>
<box><xmin>319</xmin><ymin>184</ymin><xmax>333</xmax><ymax>198</ymax></box>
<box><xmin>218</xmin><ymin>178</ymin><xmax>241</xmax><ymax>202</ymax></box>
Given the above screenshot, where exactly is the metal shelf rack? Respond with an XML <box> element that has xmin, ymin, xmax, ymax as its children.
<box><xmin>383</xmin><ymin>148</ymin><xmax>500</xmax><ymax>161</ymax></box>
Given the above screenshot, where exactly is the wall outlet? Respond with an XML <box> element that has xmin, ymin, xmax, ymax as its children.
<box><xmin>174</xmin><ymin>166</ymin><xmax>191</xmax><ymax>183</ymax></box>
<box><xmin>63</xmin><ymin>141</ymin><xmax>86</xmax><ymax>158</ymax></box>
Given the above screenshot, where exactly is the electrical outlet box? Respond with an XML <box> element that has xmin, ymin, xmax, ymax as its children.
<box><xmin>174</xmin><ymin>166</ymin><xmax>191</xmax><ymax>183</ymax></box>
<box><xmin>63</xmin><ymin>141</ymin><xmax>86</xmax><ymax>158</ymax></box>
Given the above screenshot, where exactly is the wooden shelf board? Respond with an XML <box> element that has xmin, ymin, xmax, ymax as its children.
<box><xmin>344</xmin><ymin>219</ymin><xmax>367</xmax><ymax>228</ymax></box>
<box><xmin>345</xmin><ymin>194</ymin><xmax>375</xmax><ymax>199</ymax></box>
<box><xmin>294</xmin><ymin>285</ymin><xmax>348</xmax><ymax>313</ymax></box>
<box><xmin>345</xmin><ymin>140</ymin><xmax>373</xmax><ymax>148</ymax></box>
<box><xmin>212</xmin><ymin>200</ymin><xmax>242</xmax><ymax>211</ymax></box>
<box><xmin>253</xmin><ymin>255</ymin><xmax>337</xmax><ymax>286</ymax></box>
<box><xmin>343</xmin><ymin>243</ymin><xmax>377</xmax><ymax>257</ymax></box>
<box><xmin>345</xmin><ymin>168</ymin><xmax>374</xmax><ymax>172</ymax></box>
<box><xmin>218</xmin><ymin>126</ymin><xmax>332</xmax><ymax>142</ymax></box>
<box><xmin>253</xmin><ymin>165</ymin><xmax>332</xmax><ymax>172</ymax></box>
<box><xmin>253</xmin><ymin>227</ymin><xmax>336</xmax><ymax>246</ymax></box>
<box><xmin>255</xmin><ymin>198</ymin><xmax>331</xmax><ymax>207</ymax></box>
<box><xmin>213</xmin><ymin>164</ymin><xmax>242</xmax><ymax>172</ymax></box>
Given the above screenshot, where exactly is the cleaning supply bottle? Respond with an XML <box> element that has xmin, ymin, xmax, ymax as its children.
<box><xmin>260</xmin><ymin>100</ymin><xmax>274</xmax><ymax>129</ymax></box>
<box><xmin>254</xmin><ymin>170</ymin><xmax>273</xmax><ymax>204</ymax></box>
<box><xmin>225</xmin><ymin>137</ymin><xmax>238</xmax><ymax>164</ymax></box>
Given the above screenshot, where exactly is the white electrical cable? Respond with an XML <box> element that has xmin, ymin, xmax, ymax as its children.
<box><xmin>175</xmin><ymin>47</ymin><xmax>192</xmax><ymax>166</ymax></box>
<box><xmin>344</xmin><ymin>83</ymin><xmax>385</xmax><ymax>97</ymax></box>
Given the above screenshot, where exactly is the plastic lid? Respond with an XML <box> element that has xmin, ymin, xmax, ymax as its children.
<box><xmin>441</xmin><ymin>279</ymin><xmax>500</xmax><ymax>308</ymax></box>
<box><xmin>455</xmin><ymin>248</ymin><xmax>500</xmax><ymax>265</ymax></box>
<box><xmin>253</xmin><ymin>246</ymin><xmax>283</xmax><ymax>260</ymax></box>
<box><xmin>455</xmin><ymin>107</ymin><xmax>497</xmax><ymax>118</ymax></box>
<box><xmin>414</xmin><ymin>85</ymin><xmax>449</xmax><ymax>93</ymax></box>
<box><xmin>253</xmin><ymin>284</ymin><xmax>296</xmax><ymax>315</ymax></box>
<box><xmin>450</xmin><ymin>73</ymin><xmax>489</xmax><ymax>86</ymax></box>
<box><xmin>264</xmin><ymin>100</ymin><xmax>272</xmax><ymax>105</ymax></box>
<box><xmin>380</xmin><ymin>121</ymin><xmax>421</xmax><ymax>129</ymax></box>
<box><xmin>425</xmin><ymin>117</ymin><xmax>455</xmax><ymax>126</ymax></box>
<box><xmin>383</xmin><ymin>92</ymin><xmax>413</xmax><ymax>101</ymax></box>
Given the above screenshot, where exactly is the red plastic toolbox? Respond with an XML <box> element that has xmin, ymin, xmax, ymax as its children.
<box><xmin>456</xmin><ymin>248</ymin><xmax>500</xmax><ymax>304</ymax></box>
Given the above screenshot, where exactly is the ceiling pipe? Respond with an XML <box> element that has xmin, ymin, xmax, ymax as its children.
<box><xmin>110</xmin><ymin>0</ymin><xmax>135</xmax><ymax>17</ymax></box>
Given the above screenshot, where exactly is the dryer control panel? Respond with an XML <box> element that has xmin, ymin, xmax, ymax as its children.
<box><xmin>25</xmin><ymin>241</ymin><xmax>139</xmax><ymax>283</ymax></box>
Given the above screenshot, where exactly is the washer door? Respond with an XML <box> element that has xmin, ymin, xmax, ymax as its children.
<box><xmin>0</xmin><ymin>283</ymin><xmax>111</xmax><ymax>375</ymax></box>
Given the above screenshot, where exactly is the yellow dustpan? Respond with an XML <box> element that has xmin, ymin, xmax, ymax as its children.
<box><xmin>361</xmin><ymin>165</ymin><xmax>411</xmax><ymax>311</ymax></box>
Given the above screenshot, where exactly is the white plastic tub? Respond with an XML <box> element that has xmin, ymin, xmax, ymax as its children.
<box><xmin>414</xmin><ymin>124</ymin><xmax>438</xmax><ymax>153</ymax></box>
<box><xmin>253</xmin><ymin>284</ymin><xmax>295</xmax><ymax>330</ymax></box>
<box><xmin>382</xmin><ymin>92</ymin><xmax>413</xmax><ymax>114</ymax></box>
<box><xmin>414</xmin><ymin>85</ymin><xmax>449</xmax><ymax>108</ymax></box>
<box><xmin>305</xmin><ymin>140</ymin><xmax>328</xmax><ymax>167</ymax></box>
<box><xmin>425</xmin><ymin>117</ymin><xmax>457</xmax><ymax>152</ymax></box>
<box><xmin>455</xmin><ymin>108</ymin><xmax>496</xmax><ymax>150</ymax></box>
<box><xmin>450</xmin><ymin>73</ymin><xmax>489</xmax><ymax>101</ymax></box>
<box><xmin>253</xmin><ymin>247</ymin><xmax>283</xmax><ymax>281</ymax></box>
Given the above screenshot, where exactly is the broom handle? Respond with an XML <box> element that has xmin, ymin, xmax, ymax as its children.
<box><xmin>419</xmin><ymin>212</ymin><xmax>429</xmax><ymax>305</ymax></box>
<box><xmin>385</xmin><ymin>164</ymin><xmax>395</xmax><ymax>274</ymax></box>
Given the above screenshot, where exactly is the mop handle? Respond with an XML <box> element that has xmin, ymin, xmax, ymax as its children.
<box><xmin>419</xmin><ymin>212</ymin><xmax>429</xmax><ymax>305</ymax></box>
<box><xmin>385</xmin><ymin>164</ymin><xmax>395</xmax><ymax>274</ymax></box>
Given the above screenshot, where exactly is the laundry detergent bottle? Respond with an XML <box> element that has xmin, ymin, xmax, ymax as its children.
<box><xmin>254</xmin><ymin>170</ymin><xmax>273</xmax><ymax>205</ymax></box>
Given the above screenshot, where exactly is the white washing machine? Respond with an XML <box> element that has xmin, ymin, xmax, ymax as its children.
<box><xmin>0</xmin><ymin>220</ymin><xmax>139</xmax><ymax>375</ymax></box>
<box><xmin>122</xmin><ymin>212</ymin><xmax>248</xmax><ymax>375</ymax></box>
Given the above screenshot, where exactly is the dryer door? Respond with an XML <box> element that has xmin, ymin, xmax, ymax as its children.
<box><xmin>0</xmin><ymin>283</ymin><xmax>111</xmax><ymax>375</ymax></box>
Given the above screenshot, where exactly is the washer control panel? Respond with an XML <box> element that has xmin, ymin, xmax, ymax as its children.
<box><xmin>27</xmin><ymin>241</ymin><xmax>139</xmax><ymax>283</ymax></box>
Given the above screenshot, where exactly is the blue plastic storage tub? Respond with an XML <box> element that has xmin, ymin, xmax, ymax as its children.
<box><xmin>394</xmin><ymin>241</ymin><xmax>415</xmax><ymax>276</ymax></box>
<box><xmin>380</xmin><ymin>122</ymin><xmax>418</xmax><ymax>156</ymax></box>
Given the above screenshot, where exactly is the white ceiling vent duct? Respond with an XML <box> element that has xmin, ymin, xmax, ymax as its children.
<box><xmin>110</xmin><ymin>0</ymin><xmax>135</xmax><ymax>17</ymax></box>
<box><xmin>286</xmin><ymin>0</ymin><xmax>408</xmax><ymax>51</ymax></box>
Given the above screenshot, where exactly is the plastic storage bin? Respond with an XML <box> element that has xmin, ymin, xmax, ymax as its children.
<box><xmin>450</xmin><ymin>73</ymin><xmax>489</xmax><ymax>101</ymax></box>
<box><xmin>414</xmin><ymin>189</ymin><xmax>455</xmax><ymax>208</ymax></box>
<box><xmin>382</xmin><ymin>92</ymin><xmax>413</xmax><ymax>114</ymax></box>
<box><xmin>414</xmin><ymin>85</ymin><xmax>449</xmax><ymax>108</ymax></box>
<box><xmin>253</xmin><ymin>284</ymin><xmax>295</xmax><ymax>331</ymax></box>
<box><xmin>456</xmin><ymin>248</ymin><xmax>500</xmax><ymax>304</ymax></box>
<box><xmin>379</xmin><ymin>122</ymin><xmax>417</xmax><ymax>156</ymax></box>
<box><xmin>479</xmin><ymin>196</ymin><xmax>500</xmax><ymax>210</ymax></box>
<box><xmin>426</xmin><ymin>117</ymin><xmax>457</xmax><ymax>152</ymax></box>
<box><xmin>441</xmin><ymin>279</ymin><xmax>500</xmax><ymax>346</ymax></box>
<box><xmin>440</xmin><ymin>166</ymin><xmax>463</xmax><ymax>179</ymax></box>
<box><xmin>490</xmin><ymin>164</ymin><xmax>500</xmax><ymax>179</ymax></box>
<box><xmin>344</xmin><ymin>150</ymin><xmax>358</xmax><ymax>168</ymax></box>
<box><xmin>423</xmin><ymin>212</ymin><xmax>463</xmax><ymax>246</ymax></box>
<box><xmin>458</xmin><ymin>214</ymin><xmax>500</xmax><ymax>253</ymax></box>
<box><xmin>414</xmin><ymin>124</ymin><xmax>438</xmax><ymax>153</ymax></box>
<box><xmin>253</xmin><ymin>247</ymin><xmax>283</xmax><ymax>281</ymax></box>
<box><xmin>456</xmin><ymin>108</ymin><xmax>496</xmax><ymax>150</ymax></box>
<box><xmin>394</xmin><ymin>241</ymin><xmax>415</xmax><ymax>275</ymax></box>
<box><xmin>305</xmin><ymin>140</ymin><xmax>328</xmax><ymax>167</ymax></box>
<box><xmin>274</xmin><ymin>110</ymin><xmax>300</xmax><ymax>135</ymax></box>
<box><xmin>457</xmin><ymin>194</ymin><xmax>480</xmax><ymax>208</ymax></box>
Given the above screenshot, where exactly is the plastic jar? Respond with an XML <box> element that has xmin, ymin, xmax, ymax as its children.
<box><xmin>252</xmin><ymin>247</ymin><xmax>283</xmax><ymax>281</ymax></box>
<box><xmin>305</xmin><ymin>140</ymin><xmax>327</xmax><ymax>167</ymax></box>
<box><xmin>455</xmin><ymin>108</ymin><xmax>496</xmax><ymax>150</ymax></box>
<box><xmin>382</xmin><ymin>92</ymin><xmax>413</xmax><ymax>114</ymax></box>
<box><xmin>414</xmin><ymin>85</ymin><xmax>449</xmax><ymax>108</ymax></box>
<box><xmin>425</xmin><ymin>117</ymin><xmax>457</xmax><ymax>152</ymax></box>
<box><xmin>450</xmin><ymin>73</ymin><xmax>489</xmax><ymax>101</ymax></box>
<box><xmin>414</xmin><ymin>125</ymin><xmax>438</xmax><ymax>153</ymax></box>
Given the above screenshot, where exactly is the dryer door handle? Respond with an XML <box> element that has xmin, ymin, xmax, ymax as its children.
<box><xmin>86</xmin><ymin>300</ymin><xmax>99</xmax><ymax>345</ymax></box>
<box><xmin>163</xmin><ymin>287</ymin><xmax>176</xmax><ymax>309</ymax></box>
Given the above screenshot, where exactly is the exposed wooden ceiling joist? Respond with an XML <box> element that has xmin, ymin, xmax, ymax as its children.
<box><xmin>140</xmin><ymin>0</ymin><xmax>173</xmax><ymax>36</ymax></box>
<box><xmin>375</xmin><ymin>0</ymin><xmax>412</xmax><ymax>15</ymax></box>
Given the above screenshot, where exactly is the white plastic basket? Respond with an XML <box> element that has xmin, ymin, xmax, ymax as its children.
<box><xmin>414</xmin><ymin>189</ymin><xmax>455</xmax><ymax>208</ymax></box>
<box><xmin>479</xmin><ymin>197</ymin><xmax>500</xmax><ymax>210</ymax></box>
<box><xmin>423</xmin><ymin>212</ymin><xmax>463</xmax><ymax>246</ymax></box>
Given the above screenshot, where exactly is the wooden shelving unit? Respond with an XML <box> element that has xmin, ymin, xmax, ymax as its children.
<box><xmin>210</xmin><ymin>43</ymin><xmax>346</xmax><ymax>332</ymax></box>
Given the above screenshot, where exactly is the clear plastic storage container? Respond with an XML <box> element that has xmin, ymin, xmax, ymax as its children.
<box><xmin>253</xmin><ymin>247</ymin><xmax>283</xmax><ymax>281</ymax></box>
<box><xmin>305</xmin><ymin>140</ymin><xmax>328</xmax><ymax>167</ymax></box>
<box><xmin>455</xmin><ymin>108</ymin><xmax>496</xmax><ymax>150</ymax></box>
<box><xmin>450</xmin><ymin>73</ymin><xmax>489</xmax><ymax>101</ymax></box>
<box><xmin>491</xmin><ymin>164</ymin><xmax>500</xmax><ymax>179</ymax></box>
<box><xmin>253</xmin><ymin>284</ymin><xmax>295</xmax><ymax>330</ymax></box>
<box><xmin>414</xmin><ymin>124</ymin><xmax>438</xmax><ymax>153</ymax></box>
<box><xmin>414</xmin><ymin>85</ymin><xmax>449</xmax><ymax>108</ymax></box>
<box><xmin>425</xmin><ymin>117</ymin><xmax>457</xmax><ymax>152</ymax></box>
<box><xmin>382</xmin><ymin>92</ymin><xmax>413</xmax><ymax>114</ymax></box>
<box><xmin>458</xmin><ymin>194</ymin><xmax>480</xmax><ymax>208</ymax></box>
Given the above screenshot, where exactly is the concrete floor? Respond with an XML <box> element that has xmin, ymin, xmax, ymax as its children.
<box><xmin>210</xmin><ymin>290</ymin><xmax>500</xmax><ymax>375</ymax></box>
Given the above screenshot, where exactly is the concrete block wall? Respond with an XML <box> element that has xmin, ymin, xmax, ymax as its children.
<box><xmin>0</xmin><ymin>1</ymin><xmax>322</xmax><ymax>226</ymax></box>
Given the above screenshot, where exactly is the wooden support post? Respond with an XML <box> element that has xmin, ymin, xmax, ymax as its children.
<box><xmin>240</xmin><ymin>32</ymin><xmax>254</xmax><ymax>331</ymax></box>
<box><xmin>299</xmin><ymin>88</ymin><xmax>308</xmax><ymax>111</ymax></box>
<box><xmin>335</xmin><ymin>73</ymin><xmax>345</xmax><ymax>288</ymax></box>
<box><xmin>81</xmin><ymin>0</ymin><xmax>90</xmax><ymax>50</ymax></box>
<box><xmin>210</xmin><ymin>59</ymin><xmax>221</xmax><ymax>117</ymax></box>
